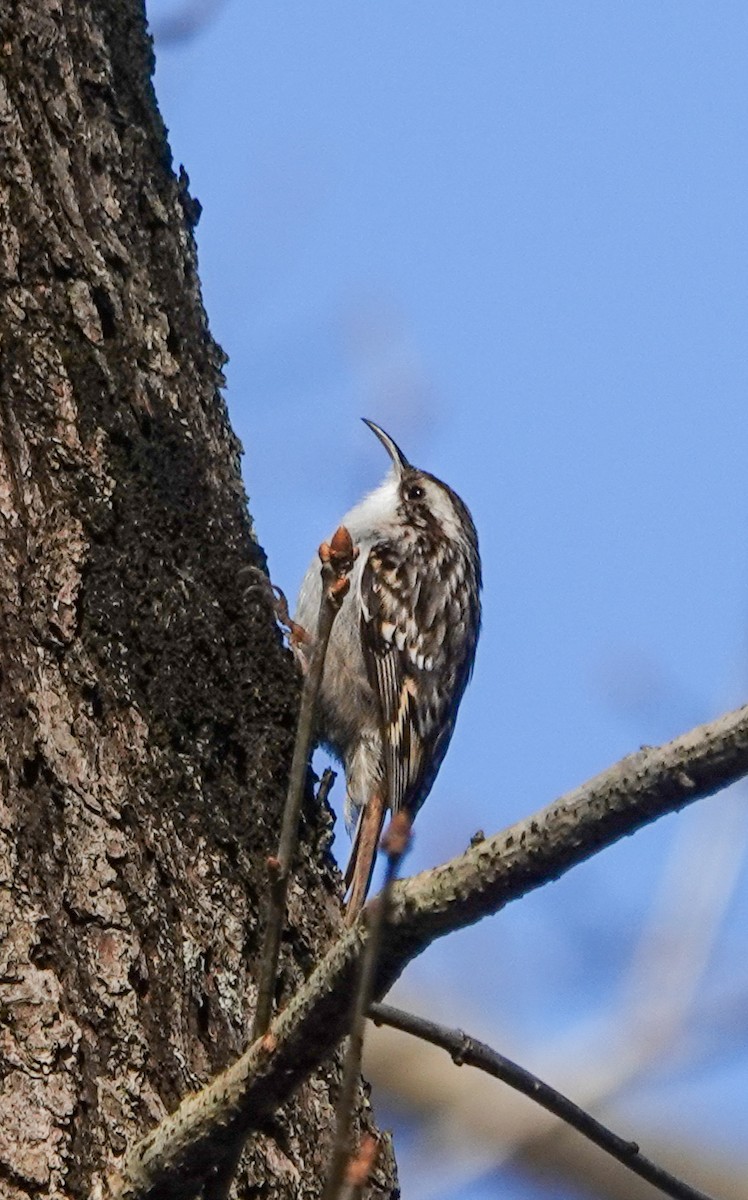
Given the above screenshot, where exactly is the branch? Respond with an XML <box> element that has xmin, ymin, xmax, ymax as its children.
<box><xmin>252</xmin><ymin>526</ymin><xmax>355</xmax><ymax>1039</ymax></box>
<box><xmin>369</xmin><ymin>1003</ymin><xmax>715</xmax><ymax>1200</ymax></box>
<box><xmin>113</xmin><ymin>702</ymin><xmax>748</xmax><ymax>1200</ymax></box>
<box><xmin>364</xmin><ymin>984</ymin><xmax>748</xmax><ymax>1200</ymax></box>
<box><xmin>322</xmin><ymin>816</ymin><xmax>412</xmax><ymax>1200</ymax></box>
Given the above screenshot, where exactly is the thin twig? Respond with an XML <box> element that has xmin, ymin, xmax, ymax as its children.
<box><xmin>252</xmin><ymin>527</ymin><xmax>355</xmax><ymax>1041</ymax></box>
<box><xmin>369</xmin><ymin>1003</ymin><xmax>716</xmax><ymax>1200</ymax></box>
<box><xmin>113</xmin><ymin>702</ymin><xmax>748</xmax><ymax>1200</ymax></box>
<box><xmin>322</xmin><ymin>815</ymin><xmax>412</xmax><ymax>1200</ymax></box>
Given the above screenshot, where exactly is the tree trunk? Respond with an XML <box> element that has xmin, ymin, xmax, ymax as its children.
<box><xmin>0</xmin><ymin>2</ymin><xmax>396</xmax><ymax>1196</ymax></box>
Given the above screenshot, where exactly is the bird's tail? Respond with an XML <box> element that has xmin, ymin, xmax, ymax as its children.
<box><xmin>343</xmin><ymin>790</ymin><xmax>387</xmax><ymax>924</ymax></box>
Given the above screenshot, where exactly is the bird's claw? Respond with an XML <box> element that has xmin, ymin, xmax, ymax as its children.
<box><xmin>272</xmin><ymin>584</ymin><xmax>312</xmax><ymax>663</ymax></box>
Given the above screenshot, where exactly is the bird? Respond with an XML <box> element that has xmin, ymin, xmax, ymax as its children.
<box><xmin>294</xmin><ymin>419</ymin><xmax>481</xmax><ymax>920</ymax></box>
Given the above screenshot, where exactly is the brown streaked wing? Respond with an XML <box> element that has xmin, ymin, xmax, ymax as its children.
<box><xmin>360</xmin><ymin>543</ymin><xmax>423</xmax><ymax>813</ymax></box>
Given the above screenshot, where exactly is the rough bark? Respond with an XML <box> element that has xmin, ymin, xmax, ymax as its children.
<box><xmin>0</xmin><ymin>2</ymin><xmax>397</xmax><ymax>1197</ymax></box>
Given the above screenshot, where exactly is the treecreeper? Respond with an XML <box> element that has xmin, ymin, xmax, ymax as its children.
<box><xmin>295</xmin><ymin>420</ymin><xmax>482</xmax><ymax>919</ymax></box>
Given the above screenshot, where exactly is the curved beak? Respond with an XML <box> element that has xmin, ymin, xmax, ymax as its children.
<box><xmin>362</xmin><ymin>418</ymin><xmax>411</xmax><ymax>475</ymax></box>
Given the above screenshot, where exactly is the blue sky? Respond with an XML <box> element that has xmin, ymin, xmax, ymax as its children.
<box><xmin>149</xmin><ymin>4</ymin><xmax>748</xmax><ymax>1197</ymax></box>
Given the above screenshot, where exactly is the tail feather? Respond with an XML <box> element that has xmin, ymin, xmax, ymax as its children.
<box><xmin>344</xmin><ymin>791</ymin><xmax>387</xmax><ymax>925</ymax></box>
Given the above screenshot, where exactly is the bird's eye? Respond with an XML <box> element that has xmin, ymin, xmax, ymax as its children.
<box><xmin>405</xmin><ymin>484</ymin><xmax>425</xmax><ymax>502</ymax></box>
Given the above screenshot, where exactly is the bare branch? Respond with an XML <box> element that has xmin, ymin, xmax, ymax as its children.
<box><xmin>363</xmin><ymin>978</ymin><xmax>748</xmax><ymax>1200</ymax></box>
<box><xmin>252</xmin><ymin>526</ymin><xmax>355</xmax><ymax>1040</ymax></box>
<box><xmin>323</xmin><ymin>815</ymin><xmax>412</xmax><ymax>1200</ymax></box>
<box><xmin>114</xmin><ymin>701</ymin><xmax>748</xmax><ymax>1200</ymax></box>
<box><xmin>369</xmin><ymin>1003</ymin><xmax>715</xmax><ymax>1200</ymax></box>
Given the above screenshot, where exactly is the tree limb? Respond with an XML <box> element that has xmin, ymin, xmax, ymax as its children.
<box><xmin>369</xmin><ymin>1003</ymin><xmax>714</xmax><ymax>1200</ymax></box>
<box><xmin>113</xmin><ymin>701</ymin><xmax>748</xmax><ymax>1200</ymax></box>
<box><xmin>323</xmin><ymin>816</ymin><xmax>412</xmax><ymax>1200</ymax></box>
